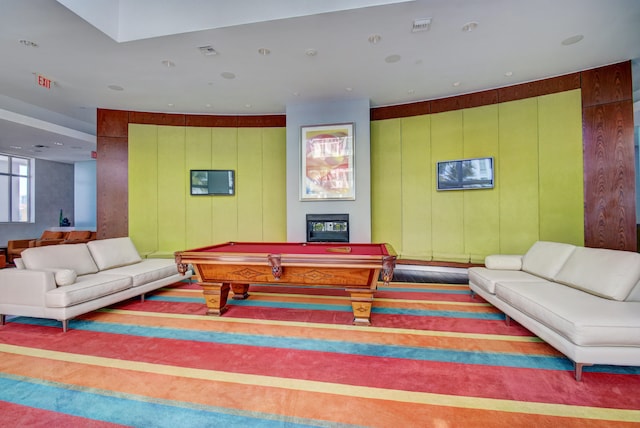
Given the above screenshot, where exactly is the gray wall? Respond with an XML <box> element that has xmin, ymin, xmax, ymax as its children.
<box><xmin>0</xmin><ymin>159</ymin><xmax>74</xmax><ymax>246</ymax></box>
<box><xmin>285</xmin><ymin>98</ymin><xmax>372</xmax><ymax>242</ymax></box>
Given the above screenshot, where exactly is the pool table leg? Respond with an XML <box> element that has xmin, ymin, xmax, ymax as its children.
<box><xmin>231</xmin><ymin>283</ymin><xmax>250</xmax><ymax>300</ymax></box>
<box><xmin>201</xmin><ymin>282</ymin><xmax>230</xmax><ymax>316</ymax></box>
<box><xmin>348</xmin><ymin>289</ymin><xmax>374</xmax><ymax>326</ymax></box>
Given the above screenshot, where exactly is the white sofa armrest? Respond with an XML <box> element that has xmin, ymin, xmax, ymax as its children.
<box><xmin>485</xmin><ymin>255</ymin><xmax>523</xmax><ymax>270</ymax></box>
<box><xmin>0</xmin><ymin>269</ymin><xmax>57</xmax><ymax>307</ymax></box>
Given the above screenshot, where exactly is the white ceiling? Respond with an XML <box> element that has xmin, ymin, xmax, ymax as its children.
<box><xmin>1</xmin><ymin>0</ymin><xmax>639</xmax><ymax>164</ymax></box>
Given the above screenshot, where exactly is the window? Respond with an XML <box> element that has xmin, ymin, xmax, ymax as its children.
<box><xmin>0</xmin><ymin>154</ymin><xmax>32</xmax><ymax>222</ymax></box>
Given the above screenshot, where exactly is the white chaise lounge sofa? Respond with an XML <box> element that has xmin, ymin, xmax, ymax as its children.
<box><xmin>0</xmin><ymin>237</ymin><xmax>191</xmax><ymax>332</ymax></box>
<box><xmin>469</xmin><ymin>241</ymin><xmax>640</xmax><ymax>381</ymax></box>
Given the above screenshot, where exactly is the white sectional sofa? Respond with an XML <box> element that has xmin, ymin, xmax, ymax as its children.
<box><xmin>0</xmin><ymin>237</ymin><xmax>191</xmax><ymax>332</ymax></box>
<box><xmin>469</xmin><ymin>241</ymin><xmax>640</xmax><ymax>381</ymax></box>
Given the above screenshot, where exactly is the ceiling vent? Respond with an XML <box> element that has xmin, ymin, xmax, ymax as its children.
<box><xmin>411</xmin><ymin>18</ymin><xmax>432</xmax><ymax>33</ymax></box>
<box><xmin>198</xmin><ymin>45</ymin><xmax>217</xmax><ymax>56</ymax></box>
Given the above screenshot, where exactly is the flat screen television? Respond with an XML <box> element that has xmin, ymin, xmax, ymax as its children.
<box><xmin>436</xmin><ymin>157</ymin><xmax>494</xmax><ymax>191</ymax></box>
<box><xmin>190</xmin><ymin>170</ymin><xmax>235</xmax><ymax>195</ymax></box>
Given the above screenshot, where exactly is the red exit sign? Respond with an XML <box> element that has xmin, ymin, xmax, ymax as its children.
<box><xmin>36</xmin><ymin>74</ymin><xmax>52</xmax><ymax>89</ymax></box>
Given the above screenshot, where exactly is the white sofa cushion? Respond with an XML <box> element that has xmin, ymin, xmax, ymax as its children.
<box><xmin>521</xmin><ymin>241</ymin><xmax>576</xmax><ymax>281</ymax></box>
<box><xmin>105</xmin><ymin>259</ymin><xmax>179</xmax><ymax>287</ymax></box>
<box><xmin>45</xmin><ymin>273</ymin><xmax>132</xmax><ymax>307</ymax></box>
<box><xmin>554</xmin><ymin>247</ymin><xmax>640</xmax><ymax>301</ymax></box>
<box><xmin>495</xmin><ymin>281</ymin><xmax>640</xmax><ymax>347</ymax></box>
<box><xmin>22</xmin><ymin>244</ymin><xmax>99</xmax><ymax>275</ymax></box>
<box><xmin>469</xmin><ymin>267</ymin><xmax>544</xmax><ymax>294</ymax></box>
<box><xmin>88</xmin><ymin>237</ymin><xmax>142</xmax><ymax>271</ymax></box>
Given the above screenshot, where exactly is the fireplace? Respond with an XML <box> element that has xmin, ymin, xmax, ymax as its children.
<box><xmin>306</xmin><ymin>214</ymin><xmax>349</xmax><ymax>243</ymax></box>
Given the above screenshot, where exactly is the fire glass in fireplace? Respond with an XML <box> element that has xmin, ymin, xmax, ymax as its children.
<box><xmin>306</xmin><ymin>214</ymin><xmax>349</xmax><ymax>243</ymax></box>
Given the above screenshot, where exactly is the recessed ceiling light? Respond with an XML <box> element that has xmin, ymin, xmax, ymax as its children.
<box><xmin>504</xmin><ymin>71</ymin><xmax>513</xmax><ymax>77</ymax></box>
<box><xmin>245</xmin><ymin>104</ymin><xmax>252</xmax><ymax>108</ymax></box>
<box><xmin>258</xmin><ymin>48</ymin><xmax>271</xmax><ymax>55</ymax></box>
<box><xmin>221</xmin><ymin>72</ymin><xmax>236</xmax><ymax>79</ymax></box>
<box><xmin>161</xmin><ymin>60</ymin><xmax>175</xmax><ymax>68</ymax></box>
<box><xmin>385</xmin><ymin>54</ymin><xmax>401</xmax><ymax>63</ymax></box>
<box><xmin>108</xmin><ymin>85</ymin><xmax>124</xmax><ymax>91</ymax></box>
<box><xmin>53</xmin><ymin>142</ymin><xmax>63</xmax><ymax>146</ymax></box>
<box><xmin>305</xmin><ymin>48</ymin><xmax>318</xmax><ymax>57</ymax></box>
<box><xmin>33</xmin><ymin>144</ymin><xmax>48</xmax><ymax>148</ymax></box>
<box><xmin>167</xmin><ymin>103</ymin><xmax>174</xmax><ymax>107</ymax></box>
<box><xmin>452</xmin><ymin>81</ymin><xmax>461</xmax><ymax>87</ymax></box>
<box><xmin>205</xmin><ymin>103</ymin><xmax>212</xmax><ymax>108</ymax></box>
<box><xmin>462</xmin><ymin>21</ymin><xmax>479</xmax><ymax>32</ymax></box>
<box><xmin>407</xmin><ymin>89</ymin><xmax>415</xmax><ymax>95</ymax></box>
<box><xmin>368</xmin><ymin>34</ymin><xmax>382</xmax><ymax>44</ymax></box>
<box><xmin>19</xmin><ymin>39</ymin><xmax>38</xmax><ymax>47</ymax></box>
<box><xmin>561</xmin><ymin>35</ymin><xmax>584</xmax><ymax>46</ymax></box>
<box><xmin>9</xmin><ymin>145</ymin><xmax>22</xmax><ymax>150</ymax></box>
<box><xmin>345</xmin><ymin>87</ymin><xmax>353</xmax><ymax>92</ymax></box>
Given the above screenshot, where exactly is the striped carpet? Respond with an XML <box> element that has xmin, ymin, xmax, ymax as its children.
<box><xmin>0</xmin><ymin>279</ymin><xmax>639</xmax><ymax>427</ymax></box>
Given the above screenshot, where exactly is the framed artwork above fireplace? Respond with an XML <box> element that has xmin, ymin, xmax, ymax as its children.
<box><xmin>300</xmin><ymin>123</ymin><xmax>355</xmax><ymax>201</ymax></box>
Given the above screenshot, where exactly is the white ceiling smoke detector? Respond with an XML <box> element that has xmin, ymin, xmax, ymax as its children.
<box><xmin>412</xmin><ymin>18</ymin><xmax>432</xmax><ymax>32</ymax></box>
<box><xmin>198</xmin><ymin>45</ymin><xmax>218</xmax><ymax>56</ymax></box>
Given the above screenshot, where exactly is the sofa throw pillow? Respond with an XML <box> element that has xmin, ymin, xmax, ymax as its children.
<box><xmin>14</xmin><ymin>258</ymin><xmax>25</xmax><ymax>269</ymax></box>
<box><xmin>41</xmin><ymin>268</ymin><xmax>78</xmax><ymax>286</ymax></box>
<box><xmin>55</xmin><ymin>269</ymin><xmax>77</xmax><ymax>286</ymax></box>
<box><xmin>485</xmin><ymin>255</ymin><xmax>523</xmax><ymax>270</ymax></box>
<box><xmin>87</xmin><ymin>237</ymin><xmax>142</xmax><ymax>271</ymax></box>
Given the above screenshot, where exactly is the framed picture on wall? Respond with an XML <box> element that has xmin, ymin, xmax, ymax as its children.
<box><xmin>300</xmin><ymin>123</ymin><xmax>355</xmax><ymax>201</ymax></box>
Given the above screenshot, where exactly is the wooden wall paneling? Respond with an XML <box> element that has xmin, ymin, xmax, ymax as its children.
<box><xmin>582</xmin><ymin>100</ymin><xmax>636</xmax><ymax>250</ymax></box>
<box><xmin>370</xmin><ymin>119</ymin><xmax>403</xmax><ymax>252</ymax></box>
<box><xmin>431</xmin><ymin>90</ymin><xmax>498</xmax><ymax>114</ymax></box>
<box><xmin>185</xmin><ymin>127</ymin><xmax>214</xmax><ymax>249</ymax></box>
<box><xmin>400</xmin><ymin>115</ymin><xmax>432</xmax><ymax>260</ymax></box>
<box><xmin>498</xmin><ymin>73</ymin><xmax>581</xmax><ymax>103</ymax></box>
<box><xmin>237</xmin><ymin>115</ymin><xmax>286</xmax><ymax>128</ymax></box>
<box><xmin>370</xmin><ymin>101</ymin><xmax>431</xmax><ymax>121</ymax></box>
<box><xmin>128</xmin><ymin>124</ymin><xmax>159</xmax><ymax>254</ymax></box>
<box><xmin>96</xmin><ymin>136</ymin><xmax>128</xmax><ymax>239</ymax></box>
<box><xmin>186</xmin><ymin>115</ymin><xmax>239</xmax><ymax>128</ymax></box>
<box><xmin>128</xmin><ymin>112</ymin><xmax>186</xmax><ymax>126</ymax></box>
<box><xmin>497</xmin><ymin>98</ymin><xmax>540</xmax><ymax>254</ymax></box>
<box><xmin>581</xmin><ymin>62</ymin><xmax>633</xmax><ymax>108</ymax></box>
<box><xmin>462</xmin><ymin>105</ymin><xmax>500</xmax><ymax>263</ymax></box>
<box><xmin>97</xmin><ymin>109</ymin><xmax>129</xmax><ymax>138</ymax></box>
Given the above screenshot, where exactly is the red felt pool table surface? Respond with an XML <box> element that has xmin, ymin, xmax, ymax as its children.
<box><xmin>175</xmin><ymin>242</ymin><xmax>397</xmax><ymax>325</ymax></box>
<box><xmin>197</xmin><ymin>241</ymin><xmax>392</xmax><ymax>256</ymax></box>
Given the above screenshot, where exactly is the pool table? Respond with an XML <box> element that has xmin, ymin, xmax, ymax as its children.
<box><xmin>174</xmin><ymin>241</ymin><xmax>396</xmax><ymax>325</ymax></box>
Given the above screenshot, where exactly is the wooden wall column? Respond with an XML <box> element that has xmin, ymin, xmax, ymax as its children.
<box><xmin>581</xmin><ymin>62</ymin><xmax>636</xmax><ymax>251</ymax></box>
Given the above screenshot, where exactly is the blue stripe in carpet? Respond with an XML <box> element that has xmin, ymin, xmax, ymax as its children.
<box><xmin>0</xmin><ymin>373</ymin><xmax>331</xmax><ymax>427</ymax></box>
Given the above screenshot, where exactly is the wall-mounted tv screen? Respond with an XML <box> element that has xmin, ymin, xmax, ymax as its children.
<box><xmin>190</xmin><ymin>170</ymin><xmax>235</xmax><ymax>195</ymax></box>
<box><xmin>436</xmin><ymin>157</ymin><xmax>494</xmax><ymax>191</ymax></box>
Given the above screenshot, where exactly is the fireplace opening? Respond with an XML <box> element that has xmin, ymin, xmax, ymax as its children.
<box><xmin>306</xmin><ymin>214</ymin><xmax>349</xmax><ymax>243</ymax></box>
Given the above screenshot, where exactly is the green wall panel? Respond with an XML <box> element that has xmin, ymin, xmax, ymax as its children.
<box><xmin>498</xmin><ymin>98</ymin><xmax>540</xmax><ymax>253</ymax></box>
<box><xmin>185</xmin><ymin>127</ymin><xmax>213</xmax><ymax>249</ymax></box>
<box><xmin>261</xmin><ymin>127</ymin><xmax>287</xmax><ymax>241</ymax></box>
<box><xmin>538</xmin><ymin>89</ymin><xmax>584</xmax><ymax>245</ymax></box>
<box><xmin>211</xmin><ymin>128</ymin><xmax>238</xmax><ymax>244</ymax></box>
<box><xmin>370</xmin><ymin>119</ymin><xmax>402</xmax><ymax>253</ymax></box>
<box><xmin>157</xmin><ymin>126</ymin><xmax>187</xmax><ymax>253</ymax></box>
<box><xmin>128</xmin><ymin>124</ymin><xmax>158</xmax><ymax>255</ymax></box>
<box><xmin>400</xmin><ymin>115</ymin><xmax>432</xmax><ymax>260</ymax></box>
<box><xmin>237</xmin><ymin>128</ymin><xmax>264</xmax><ymax>241</ymax></box>
<box><xmin>463</xmin><ymin>105</ymin><xmax>500</xmax><ymax>263</ymax></box>
<box><xmin>430</xmin><ymin>110</ymin><xmax>466</xmax><ymax>262</ymax></box>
